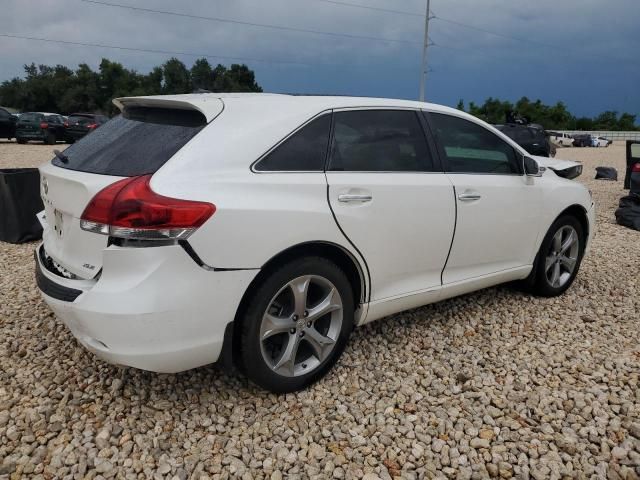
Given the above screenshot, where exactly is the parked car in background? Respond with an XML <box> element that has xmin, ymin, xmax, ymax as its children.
<box><xmin>64</xmin><ymin>113</ymin><xmax>109</xmax><ymax>142</ymax></box>
<box><xmin>0</xmin><ymin>107</ymin><xmax>18</xmax><ymax>140</ymax></box>
<box><xmin>495</xmin><ymin>123</ymin><xmax>554</xmax><ymax>157</ymax></box>
<box><xmin>591</xmin><ymin>136</ymin><xmax>612</xmax><ymax>147</ymax></box>
<box><xmin>16</xmin><ymin>112</ymin><xmax>66</xmax><ymax>144</ymax></box>
<box><xmin>573</xmin><ymin>134</ymin><xmax>591</xmax><ymax>147</ymax></box>
<box><xmin>35</xmin><ymin>94</ymin><xmax>595</xmax><ymax>392</ymax></box>
<box><xmin>550</xmin><ymin>132</ymin><xmax>574</xmax><ymax>147</ymax></box>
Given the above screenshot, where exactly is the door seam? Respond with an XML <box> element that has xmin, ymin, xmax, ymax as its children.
<box><xmin>440</xmin><ymin>184</ymin><xmax>458</xmax><ymax>285</ymax></box>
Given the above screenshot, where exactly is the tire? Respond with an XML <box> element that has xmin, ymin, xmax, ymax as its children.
<box><xmin>45</xmin><ymin>133</ymin><xmax>56</xmax><ymax>145</ymax></box>
<box><xmin>16</xmin><ymin>138</ymin><xmax>26</xmax><ymax>144</ymax></box>
<box><xmin>239</xmin><ymin>256</ymin><xmax>354</xmax><ymax>393</ymax></box>
<box><xmin>527</xmin><ymin>215</ymin><xmax>585</xmax><ymax>297</ymax></box>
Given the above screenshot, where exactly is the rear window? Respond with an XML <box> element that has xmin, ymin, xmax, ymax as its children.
<box><xmin>52</xmin><ymin>107</ymin><xmax>206</xmax><ymax>176</ymax></box>
<box><xmin>68</xmin><ymin>115</ymin><xmax>95</xmax><ymax>125</ymax></box>
<box><xmin>19</xmin><ymin>113</ymin><xmax>43</xmax><ymax>122</ymax></box>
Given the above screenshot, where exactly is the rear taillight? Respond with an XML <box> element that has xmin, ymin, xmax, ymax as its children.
<box><xmin>40</xmin><ymin>122</ymin><xmax>49</xmax><ymax>129</ymax></box>
<box><xmin>63</xmin><ymin>121</ymin><xmax>69</xmax><ymax>128</ymax></box>
<box><xmin>80</xmin><ymin>175</ymin><xmax>215</xmax><ymax>241</ymax></box>
<box><xmin>87</xmin><ymin>123</ymin><xmax>98</xmax><ymax>130</ymax></box>
<box><xmin>632</xmin><ymin>163</ymin><xmax>640</xmax><ymax>173</ymax></box>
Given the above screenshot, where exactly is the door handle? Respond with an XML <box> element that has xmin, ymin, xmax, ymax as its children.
<box><xmin>338</xmin><ymin>194</ymin><xmax>372</xmax><ymax>203</ymax></box>
<box><xmin>458</xmin><ymin>192</ymin><xmax>481</xmax><ymax>201</ymax></box>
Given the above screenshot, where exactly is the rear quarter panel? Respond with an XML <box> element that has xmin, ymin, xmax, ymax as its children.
<box><xmin>150</xmin><ymin>102</ymin><xmax>365</xmax><ymax>271</ymax></box>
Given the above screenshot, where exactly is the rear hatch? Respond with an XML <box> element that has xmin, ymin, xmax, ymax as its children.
<box><xmin>39</xmin><ymin>98</ymin><xmax>222</xmax><ymax>279</ymax></box>
<box><xmin>17</xmin><ymin>112</ymin><xmax>44</xmax><ymax>135</ymax></box>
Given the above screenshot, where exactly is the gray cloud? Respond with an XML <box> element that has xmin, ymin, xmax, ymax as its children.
<box><xmin>1</xmin><ymin>0</ymin><xmax>638</xmax><ymax>116</ymax></box>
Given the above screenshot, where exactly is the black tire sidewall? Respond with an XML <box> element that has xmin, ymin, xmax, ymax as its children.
<box><xmin>240</xmin><ymin>257</ymin><xmax>354</xmax><ymax>393</ymax></box>
<box><xmin>534</xmin><ymin>215</ymin><xmax>585</xmax><ymax>297</ymax></box>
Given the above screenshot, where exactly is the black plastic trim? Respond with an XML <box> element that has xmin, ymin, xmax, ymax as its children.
<box><xmin>34</xmin><ymin>250</ymin><xmax>82</xmax><ymax>302</ymax></box>
<box><xmin>178</xmin><ymin>240</ymin><xmax>258</xmax><ymax>272</ymax></box>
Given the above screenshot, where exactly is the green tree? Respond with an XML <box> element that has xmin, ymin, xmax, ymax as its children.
<box><xmin>190</xmin><ymin>58</ymin><xmax>214</xmax><ymax>91</ymax></box>
<box><xmin>0</xmin><ymin>58</ymin><xmax>263</xmax><ymax>115</ymax></box>
<box><xmin>162</xmin><ymin>58</ymin><xmax>191</xmax><ymax>94</ymax></box>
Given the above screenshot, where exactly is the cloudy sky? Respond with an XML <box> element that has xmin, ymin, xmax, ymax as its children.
<box><xmin>1</xmin><ymin>0</ymin><xmax>639</xmax><ymax>117</ymax></box>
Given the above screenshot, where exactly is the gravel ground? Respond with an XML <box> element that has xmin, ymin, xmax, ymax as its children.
<box><xmin>1</xmin><ymin>140</ymin><xmax>639</xmax><ymax>479</ymax></box>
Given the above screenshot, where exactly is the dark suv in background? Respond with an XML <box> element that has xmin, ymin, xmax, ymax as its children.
<box><xmin>495</xmin><ymin>123</ymin><xmax>554</xmax><ymax>157</ymax></box>
<box><xmin>16</xmin><ymin>113</ymin><xmax>67</xmax><ymax>144</ymax></box>
<box><xmin>0</xmin><ymin>107</ymin><xmax>18</xmax><ymax>140</ymax></box>
<box><xmin>64</xmin><ymin>113</ymin><xmax>109</xmax><ymax>142</ymax></box>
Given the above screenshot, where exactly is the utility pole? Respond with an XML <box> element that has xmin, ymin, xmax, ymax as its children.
<box><xmin>419</xmin><ymin>0</ymin><xmax>431</xmax><ymax>102</ymax></box>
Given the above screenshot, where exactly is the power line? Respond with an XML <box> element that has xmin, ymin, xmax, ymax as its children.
<box><xmin>433</xmin><ymin>14</ymin><xmax>565</xmax><ymax>51</ymax></box>
<box><xmin>308</xmin><ymin>0</ymin><xmax>424</xmax><ymax>17</ymax></box>
<box><xmin>79</xmin><ymin>0</ymin><xmax>421</xmax><ymax>45</ymax></box>
<box><xmin>0</xmin><ymin>33</ymin><xmax>339</xmax><ymax>67</ymax></box>
<box><xmin>0</xmin><ymin>33</ymin><xmax>424</xmax><ymax>71</ymax></box>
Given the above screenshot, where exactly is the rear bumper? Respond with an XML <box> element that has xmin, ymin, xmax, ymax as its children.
<box><xmin>35</xmin><ymin>243</ymin><xmax>258</xmax><ymax>373</ymax></box>
<box><xmin>16</xmin><ymin>130</ymin><xmax>45</xmax><ymax>140</ymax></box>
<box><xmin>65</xmin><ymin>130</ymin><xmax>88</xmax><ymax>140</ymax></box>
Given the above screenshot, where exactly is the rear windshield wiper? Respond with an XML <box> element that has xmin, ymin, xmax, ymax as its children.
<box><xmin>53</xmin><ymin>149</ymin><xmax>69</xmax><ymax>164</ymax></box>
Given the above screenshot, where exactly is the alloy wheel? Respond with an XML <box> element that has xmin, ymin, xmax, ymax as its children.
<box><xmin>545</xmin><ymin>225</ymin><xmax>580</xmax><ymax>288</ymax></box>
<box><xmin>259</xmin><ymin>275</ymin><xmax>343</xmax><ymax>377</ymax></box>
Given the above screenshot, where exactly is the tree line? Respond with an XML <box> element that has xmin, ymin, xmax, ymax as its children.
<box><xmin>0</xmin><ymin>57</ymin><xmax>262</xmax><ymax>116</ymax></box>
<box><xmin>457</xmin><ymin>97</ymin><xmax>639</xmax><ymax>131</ymax></box>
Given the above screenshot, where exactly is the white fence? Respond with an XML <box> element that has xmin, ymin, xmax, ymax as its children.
<box><xmin>559</xmin><ymin>131</ymin><xmax>640</xmax><ymax>141</ymax></box>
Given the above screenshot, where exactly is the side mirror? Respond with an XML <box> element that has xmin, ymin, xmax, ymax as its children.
<box><xmin>523</xmin><ymin>156</ymin><xmax>542</xmax><ymax>177</ymax></box>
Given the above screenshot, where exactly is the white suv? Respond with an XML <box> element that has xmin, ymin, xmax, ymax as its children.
<box><xmin>36</xmin><ymin>94</ymin><xmax>595</xmax><ymax>392</ymax></box>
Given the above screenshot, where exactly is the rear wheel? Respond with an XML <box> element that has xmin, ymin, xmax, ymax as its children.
<box><xmin>239</xmin><ymin>257</ymin><xmax>354</xmax><ymax>393</ymax></box>
<box><xmin>528</xmin><ymin>215</ymin><xmax>585</xmax><ymax>297</ymax></box>
<box><xmin>17</xmin><ymin>137</ymin><xmax>26</xmax><ymax>144</ymax></box>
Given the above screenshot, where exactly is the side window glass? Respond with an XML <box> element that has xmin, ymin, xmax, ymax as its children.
<box><xmin>0</xmin><ymin>110</ymin><xmax>9</xmax><ymax>119</ymax></box>
<box><xmin>329</xmin><ymin>110</ymin><xmax>434</xmax><ymax>172</ymax></box>
<box><xmin>255</xmin><ymin>114</ymin><xmax>331</xmax><ymax>172</ymax></box>
<box><xmin>429</xmin><ymin>113</ymin><xmax>521</xmax><ymax>174</ymax></box>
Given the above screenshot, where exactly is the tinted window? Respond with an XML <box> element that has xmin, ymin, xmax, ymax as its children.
<box><xmin>255</xmin><ymin>114</ymin><xmax>331</xmax><ymax>172</ymax></box>
<box><xmin>329</xmin><ymin>110</ymin><xmax>434</xmax><ymax>172</ymax></box>
<box><xmin>19</xmin><ymin>113</ymin><xmax>43</xmax><ymax>122</ymax></box>
<box><xmin>52</xmin><ymin>107</ymin><xmax>206</xmax><ymax>176</ymax></box>
<box><xmin>68</xmin><ymin>115</ymin><xmax>95</xmax><ymax>125</ymax></box>
<box><xmin>430</xmin><ymin>113</ymin><xmax>520</xmax><ymax>174</ymax></box>
<box><xmin>0</xmin><ymin>109</ymin><xmax>9</xmax><ymax>119</ymax></box>
<box><xmin>46</xmin><ymin>115</ymin><xmax>62</xmax><ymax>124</ymax></box>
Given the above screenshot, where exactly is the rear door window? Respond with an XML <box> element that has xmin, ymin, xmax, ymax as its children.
<box><xmin>329</xmin><ymin>110</ymin><xmax>435</xmax><ymax>172</ymax></box>
<box><xmin>52</xmin><ymin>107</ymin><xmax>206</xmax><ymax>176</ymax></box>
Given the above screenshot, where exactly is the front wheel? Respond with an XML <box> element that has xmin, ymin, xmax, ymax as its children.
<box><xmin>239</xmin><ymin>257</ymin><xmax>354</xmax><ymax>393</ymax></box>
<box><xmin>528</xmin><ymin>215</ymin><xmax>585</xmax><ymax>297</ymax></box>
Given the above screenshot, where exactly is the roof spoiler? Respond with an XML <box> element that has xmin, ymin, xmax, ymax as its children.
<box><xmin>113</xmin><ymin>96</ymin><xmax>224</xmax><ymax>123</ymax></box>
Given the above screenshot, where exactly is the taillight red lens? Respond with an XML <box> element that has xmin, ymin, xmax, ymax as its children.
<box><xmin>40</xmin><ymin>122</ymin><xmax>49</xmax><ymax>129</ymax></box>
<box><xmin>632</xmin><ymin>163</ymin><xmax>640</xmax><ymax>173</ymax></box>
<box><xmin>63</xmin><ymin>121</ymin><xmax>69</xmax><ymax>128</ymax></box>
<box><xmin>87</xmin><ymin>123</ymin><xmax>98</xmax><ymax>130</ymax></box>
<box><xmin>80</xmin><ymin>175</ymin><xmax>215</xmax><ymax>240</ymax></box>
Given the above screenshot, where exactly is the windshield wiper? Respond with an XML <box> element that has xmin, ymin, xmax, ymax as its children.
<box><xmin>53</xmin><ymin>149</ymin><xmax>69</xmax><ymax>164</ymax></box>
